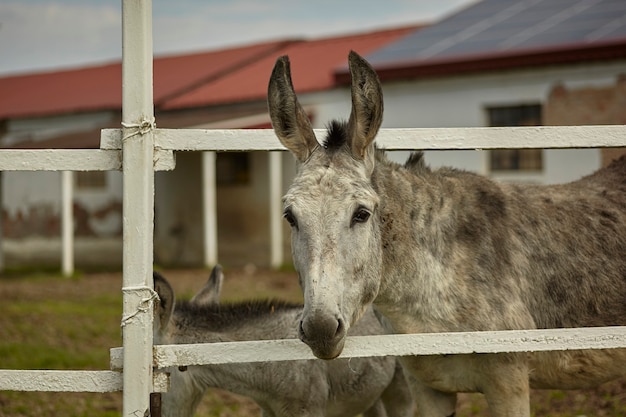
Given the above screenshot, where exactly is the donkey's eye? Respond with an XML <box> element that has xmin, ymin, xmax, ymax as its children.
<box><xmin>283</xmin><ymin>209</ymin><xmax>298</xmax><ymax>229</ymax></box>
<box><xmin>351</xmin><ymin>206</ymin><xmax>371</xmax><ymax>227</ymax></box>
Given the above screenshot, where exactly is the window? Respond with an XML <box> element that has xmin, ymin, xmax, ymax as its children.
<box><xmin>487</xmin><ymin>104</ymin><xmax>543</xmax><ymax>172</ymax></box>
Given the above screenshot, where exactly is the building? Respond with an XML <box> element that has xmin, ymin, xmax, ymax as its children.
<box><xmin>2</xmin><ymin>0</ymin><xmax>625</xmax><ymax>269</ymax></box>
<box><xmin>0</xmin><ymin>26</ymin><xmax>421</xmax><ymax>269</ymax></box>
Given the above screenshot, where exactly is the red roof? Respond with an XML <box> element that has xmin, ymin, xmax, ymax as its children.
<box><xmin>0</xmin><ymin>63</ymin><xmax>121</xmax><ymax>119</ymax></box>
<box><xmin>161</xmin><ymin>25</ymin><xmax>421</xmax><ymax>110</ymax></box>
<box><xmin>0</xmin><ymin>25</ymin><xmax>420</xmax><ymax>119</ymax></box>
<box><xmin>152</xmin><ymin>40</ymin><xmax>294</xmax><ymax>105</ymax></box>
<box><xmin>0</xmin><ymin>39</ymin><xmax>294</xmax><ymax>119</ymax></box>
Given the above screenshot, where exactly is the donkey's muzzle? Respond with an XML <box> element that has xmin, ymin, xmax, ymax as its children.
<box><xmin>299</xmin><ymin>314</ymin><xmax>346</xmax><ymax>360</ymax></box>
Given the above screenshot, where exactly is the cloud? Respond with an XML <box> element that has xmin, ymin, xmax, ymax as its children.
<box><xmin>0</xmin><ymin>0</ymin><xmax>474</xmax><ymax>75</ymax></box>
<box><xmin>0</xmin><ymin>1</ymin><xmax>121</xmax><ymax>74</ymax></box>
<box><xmin>151</xmin><ymin>0</ymin><xmax>467</xmax><ymax>54</ymax></box>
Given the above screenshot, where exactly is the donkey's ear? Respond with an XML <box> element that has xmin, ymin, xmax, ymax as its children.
<box><xmin>268</xmin><ymin>55</ymin><xmax>318</xmax><ymax>162</ymax></box>
<box><xmin>190</xmin><ymin>264</ymin><xmax>224</xmax><ymax>306</ymax></box>
<box><xmin>347</xmin><ymin>51</ymin><xmax>383</xmax><ymax>160</ymax></box>
<box><xmin>153</xmin><ymin>272</ymin><xmax>175</xmax><ymax>333</ymax></box>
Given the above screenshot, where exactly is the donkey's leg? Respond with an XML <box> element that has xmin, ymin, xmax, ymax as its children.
<box><xmin>379</xmin><ymin>361</ymin><xmax>415</xmax><ymax>417</ymax></box>
<box><xmin>480</xmin><ymin>353</ymin><xmax>531</xmax><ymax>417</ymax></box>
<box><xmin>409</xmin><ymin>376</ymin><xmax>456</xmax><ymax>417</ymax></box>
<box><xmin>160</xmin><ymin>369</ymin><xmax>206</xmax><ymax>417</ymax></box>
<box><xmin>362</xmin><ymin>399</ymin><xmax>388</xmax><ymax>417</ymax></box>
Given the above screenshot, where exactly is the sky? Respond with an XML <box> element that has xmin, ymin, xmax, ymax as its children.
<box><xmin>0</xmin><ymin>0</ymin><xmax>476</xmax><ymax>76</ymax></box>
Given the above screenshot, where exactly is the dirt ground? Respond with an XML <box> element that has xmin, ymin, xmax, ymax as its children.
<box><xmin>0</xmin><ymin>267</ymin><xmax>624</xmax><ymax>416</ymax></box>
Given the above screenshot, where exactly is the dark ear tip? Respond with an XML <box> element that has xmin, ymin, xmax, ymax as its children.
<box><xmin>275</xmin><ymin>55</ymin><xmax>290</xmax><ymax>70</ymax></box>
<box><xmin>348</xmin><ymin>50</ymin><xmax>367</xmax><ymax>65</ymax></box>
<box><xmin>270</xmin><ymin>55</ymin><xmax>292</xmax><ymax>84</ymax></box>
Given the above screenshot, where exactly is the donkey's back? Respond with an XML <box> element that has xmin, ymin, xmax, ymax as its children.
<box><xmin>419</xmin><ymin>154</ymin><xmax>626</xmax><ymax>389</ymax></box>
<box><xmin>494</xmin><ymin>155</ymin><xmax>626</xmax><ymax>330</ymax></box>
<box><xmin>493</xmin><ymin>156</ymin><xmax>626</xmax><ymax>389</ymax></box>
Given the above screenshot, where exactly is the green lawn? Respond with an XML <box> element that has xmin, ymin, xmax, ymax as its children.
<box><xmin>0</xmin><ymin>269</ymin><xmax>624</xmax><ymax>417</ymax></box>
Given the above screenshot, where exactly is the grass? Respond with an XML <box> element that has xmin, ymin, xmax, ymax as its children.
<box><xmin>0</xmin><ymin>268</ymin><xmax>625</xmax><ymax>416</ymax></box>
<box><xmin>0</xmin><ymin>272</ymin><xmax>123</xmax><ymax>416</ymax></box>
<box><xmin>0</xmin><ymin>267</ymin><xmax>298</xmax><ymax>417</ymax></box>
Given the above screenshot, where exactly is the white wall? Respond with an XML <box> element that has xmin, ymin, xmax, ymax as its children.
<box><xmin>2</xmin><ymin>170</ymin><xmax>123</xmax><ymax>236</ymax></box>
<box><xmin>3</xmin><ymin>171</ymin><xmax>61</xmax><ymax>217</ymax></box>
<box><xmin>302</xmin><ymin>60</ymin><xmax>625</xmax><ymax>184</ymax></box>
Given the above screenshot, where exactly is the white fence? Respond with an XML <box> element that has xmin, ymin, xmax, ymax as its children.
<box><xmin>1</xmin><ymin>1</ymin><xmax>625</xmax><ymax>416</ymax></box>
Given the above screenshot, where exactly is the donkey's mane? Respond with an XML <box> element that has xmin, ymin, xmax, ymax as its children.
<box><xmin>323</xmin><ymin>120</ymin><xmax>349</xmax><ymax>151</ymax></box>
<box><xmin>174</xmin><ymin>299</ymin><xmax>302</xmax><ymax>331</ymax></box>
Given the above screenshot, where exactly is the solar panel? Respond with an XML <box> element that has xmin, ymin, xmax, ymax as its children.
<box><xmin>367</xmin><ymin>0</ymin><xmax>626</xmax><ymax>66</ymax></box>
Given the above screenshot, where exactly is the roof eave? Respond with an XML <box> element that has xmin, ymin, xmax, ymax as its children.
<box><xmin>0</xmin><ymin>105</ymin><xmax>121</xmax><ymax>121</ymax></box>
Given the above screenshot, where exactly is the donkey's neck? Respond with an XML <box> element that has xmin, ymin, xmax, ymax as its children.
<box><xmin>167</xmin><ymin>303</ymin><xmax>303</xmax><ymax>398</ymax></box>
<box><xmin>169</xmin><ymin>300</ymin><xmax>302</xmax><ymax>343</ymax></box>
<box><xmin>370</xmin><ymin>157</ymin><xmax>512</xmax><ymax>333</ymax></box>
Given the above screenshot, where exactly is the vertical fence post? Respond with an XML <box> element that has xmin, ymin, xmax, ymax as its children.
<box><xmin>121</xmin><ymin>0</ymin><xmax>155</xmax><ymax>416</ymax></box>
<box><xmin>269</xmin><ymin>151</ymin><xmax>283</xmax><ymax>268</ymax></box>
<box><xmin>61</xmin><ymin>171</ymin><xmax>74</xmax><ymax>277</ymax></box>
<box><xmin>202</xmin><ymin>151</ymin><xmax>217</xmax><ymax>267</ymax></box>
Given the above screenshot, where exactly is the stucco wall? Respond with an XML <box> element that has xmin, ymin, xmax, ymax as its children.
<box><xmin>305</xmin><ymin>61</ymin><xmax>626</xmax><ymax>184</ymax></box>
<box><xmin>2</xmin><ymin>171</ymin><xmax>122</xmax><ymax>239</ymax></box>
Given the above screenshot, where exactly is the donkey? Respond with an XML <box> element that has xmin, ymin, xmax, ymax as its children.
<box><xmin>267</xmin><ymin>50</ymin><xmax>626</xmax><ymax>417</ymax></box>
<box><xmin>153</xmin><ymin>265</ymin><xmax>414</xmax><ymax>417</ymax></box>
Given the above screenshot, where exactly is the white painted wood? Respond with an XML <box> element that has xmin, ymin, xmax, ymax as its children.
<box><xmin>101</xmin><ymin>128</ymin><xmax>285</xmax><ymax>151</ymax></box>
<box><xmin>269</xmin><ymin>151</ymin><xmax>283</xmax><ymax>268</ymax></box>
<box><xmin>0</xmin><ymin>150</ymin><xmax>122</xmax><ymax>171</ymax></box>
<box><xmin>0</xmin><ymin>370</ymin><xmax>123</xmax><ymax>392</ymax></box>
<box><xmin>61</xmin><ymin>171</ymin><xmax>74</xmax><ymax>277</ymax></box>
<box><xmin>121</xmin><ymin>0</ymin><xmax>155</xmax><ymax>415</ymax></box>
<box><xmin>202</xmin><ymin>151</ymin><xmax>218</xmax><ymax>267</ymax></box>
<box><xmin>101</xmin><ymin>125</ymin><xmax>626</xmax><ymax>151</ymax></box>
<box><xmin>0</xmin><ymin>370</ymin><xmax>168</xmax><ymax>393</ymax></box>
<box><xmin>0</xmin><ymin>149</ymin><xmax>173</xmax><ymax>171</ymax></box>
<box><xmin>109</xmin><ymin>326</ymin><xmax>626</xmax><ymax>370</ymax></box>
<box><xmin>153</xmin><ymin>149</ymin><xmax>176</xmax><ymax>171</ymax></box>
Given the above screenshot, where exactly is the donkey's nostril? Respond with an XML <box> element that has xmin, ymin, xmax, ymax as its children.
<box><xmin>298</xmin><ymin>320</ymin><xmax>306</xmax><ymax>339</ymax></box>
<box><xmin>335</xmin><ymin>318</ymin><xmax>345</xmax><ymax>337</ymax></box>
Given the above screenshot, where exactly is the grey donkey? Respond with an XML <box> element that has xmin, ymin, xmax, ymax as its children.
<box><xmin>153</xmin><ymin>265</ymin><xmax>414</xmax><ymax>417</ymax></box>
<box><xmin>267</xmin><ymin>50</ymin><xmax>626</xmax><ymax>417</ymax></box>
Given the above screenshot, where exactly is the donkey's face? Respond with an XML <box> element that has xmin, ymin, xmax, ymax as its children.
<box><xmin>268</xmin><ymin>51</ymin><xmax>384</xmax><ymax>359</ymax></box>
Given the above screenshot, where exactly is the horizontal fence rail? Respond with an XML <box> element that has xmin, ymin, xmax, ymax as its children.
<box><xmin>1</xmin><ymin>125</ymin><xmax>625</xmax><ymax>396</ymax></box>
<box><xmin>110</xmin><ymin>326</ymin><xmax>626</xmax><ymax>370</ymax></box>
<box><xmin>0</xmin><ymin>370</ymin><xmax>168</xmax><ymax>392</ymax></box>
<box><xmin>0</xmin><ymin>370</ymin><xmax>123</xmax><ymax>392</ymax></box>
<box><xmin>0</xmin><ymin>149</ymin><xmax>175</xmax><ymax>171</ymax></box>
<box><xmin>101</xmin><ymin>125</ymin><xmax>626</xmax><ymax>151</ymax></box>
